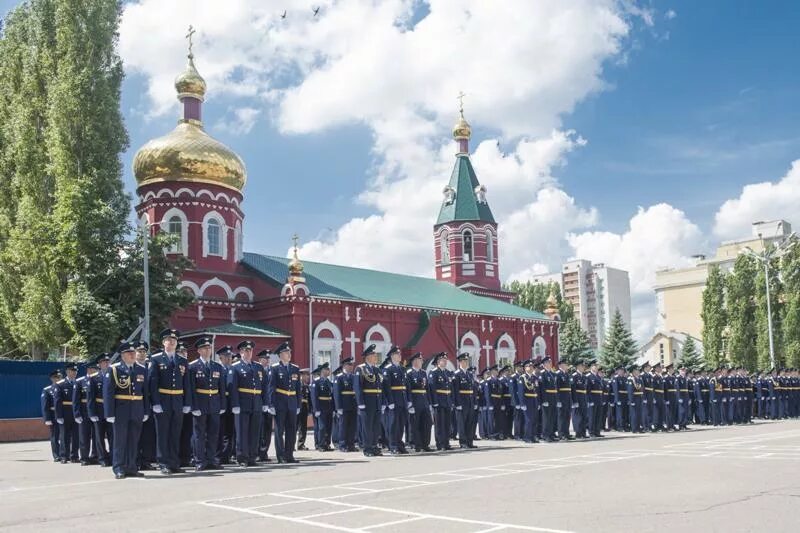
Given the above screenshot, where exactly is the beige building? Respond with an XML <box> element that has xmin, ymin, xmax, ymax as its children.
<box><xmin>654</xmin><ymin>220</ymin><xmax>792</xmax><ymax>342</ymax></box>
<box><xmin>638</xmin><ymin>330</ymin><xmax>703</xmax><ymax>367</ymax></box>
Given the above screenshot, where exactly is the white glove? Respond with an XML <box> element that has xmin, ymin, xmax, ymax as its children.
<box><xmin>489</xmin><ymin>406</ymin><xmax>494</xmax><ymax>411</ymax></box>
<box><xmin>500</xmin><ymin>406</ymin><xmax>506</xmax><ymax>411</ymax></box>
<box><xmin>678</xmin><ymin>399</ymin><xmax>684</xmax><ymax>404</ymax></box>
<box><xmin>337</xmin><ymin>409</ymin><xmax>343</xmax><ymax>415</ymax></box>
<box><xmin>712</xmin><ymin>400</ymin><xmax>717</xmax><ymax>403</ymax></box>
<box><xmin>45</xmin><ymin>420</ymin><xmax>53</xmax><ymax>426</ymax></box>
<box><xmin>314</xmin><ymin>411</ymin><xmax>321</xmax><ymax>417</ymax></box>
<box><xmin>267</xmin><ymin>407</ymin><xmax>276</xmax><ymax>415</ymax></box>
<box><xmin>152</xmin><ymin>404</ymin><xmax>163</xmax><ymax>414</ymax></box>
<box><xmin>57</xmin><ymin>418</ymin><xmax>64</xmax><ymax>424</ymax></box>
<box><xmin>433</xmin><ymin>404</ymin><xmax>439</xmax><ymax>408</ymax></box>
<box><xmin>219</xmin><ymin>409</ymin><xmax>226</xmax><ymax>414</ymax></box>
<box><xmin>143</xmin><ymin>415</ymin><xmax>149</xmax><ymax>422</ymax></box>
<box><xmin>106</xmin><ymin>417</ymin><xmax>115</xmax><ymax>423</ymax></box>
<box><xmin>408</xmin><ymin>407</ymin><xmax>415</xmax><ymax>414</ymax></box>
<box><xmin>90</xmin><ymin>416</ymin><xmax>99</xmax><ymax>422</ymax></box>
<box><xmin>388</xmin><ymin>403</ymin><xmax>395</xmax><ymax>410</ymax></box>
<box><xmin>261</xmin><ymin>405</ymin><xmax>267</xmax><ymax>413</ymax></box>
<box><xmin>456</xmin><ymin>405</ymin><xmax>463</xmax><ymax>411</ymax></box>
<box><xmin>571</xmin><ymin>403</ymin><xmax>578</xmax><ymax>409</ymax></box>
<box><xmin>75</xmin><ymin>417</ymin><xmax>83</xmax><ymax>424</ymax></box>
<box><xmin>722</xmin><ymin>398</ymin><xmax>727</xmax><ymax>402</ymax></box>
<box><xmin>616</xmin><ymin>401</ymin><xmax>622</xmax><ymax>406</ymax></box>
<box><xmin>182</xmin><ymin>406</ymin><xmax>191</xmax><ymax>414</ymax></box>
<box><xmin>358</xmin><ymin>405</ymin><xmax>365</xmax><ymax>410</ymax></box>
<box><xmin>232</xmin><ymin>407</ymin><xmax>241</xmax><ymax>415</ymax></box>
<box><xmin>588</xmin><ymin>403</ymin><xmax>594</xmax><ymax>407</ymax></box>
<box><xmin>521</xmin><ymin>406</ymin><xmax>528</xmax><ymax>411</ymax></box>
<box><xmin>296</xmin><ymin>408</ymin><xmax>301</xmax><ymax>415</ymax></box>
<box><xmin>557</xmin><ymin>402</ymin><xmax>562</xmax><ymax>408</ymax></box>
<box><xmin>192</xmin><ymin>410</ymin><xmax>201</xmax><ymax>417</ymax></box>
<box><xmin>542</xmin><ymin>402</ymin><xmax>548</xmax><ymax>407</ymax></box>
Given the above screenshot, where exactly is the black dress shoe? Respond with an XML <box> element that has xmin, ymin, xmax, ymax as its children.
<box><xmin>160</xmin><ymin>467</ymin><xmax>171</xmax><ymax>475</ymax></box>
<box><xmin>129</xmin><ymin>471</ymin><xmax>145</xmax><ymax>477</ymax></box>
<box><xmin>286</xmin><ymin>458</ymin><xmax>299</xmax><ymax>463</ymax></box>
<box><xmin>195</xmin><ymin>465</ymin><xmax>207</xmax><ymax>472</ymax></box>
<box><xmin>467</xmin><ymin>444</ymin><xmax>477</xmax><ymax>449</ymax></box>
<box><xmin>363</xmin><ymin>451</ymin><xmax>375</xmax><ymax>457</ymax></box>
<box><xmin>170</xmin><ymin>467</ymin><xmax>185</xmax><ymax>474</ymax></box>
<box><xmin>60</xmin><ymin>459</ymin><xmax>68</xmax><ymax>464</ymax></box>
<box><xmin>238</xmin><ymin>462</ymin><xmax>248</xmax><ymax>468</ymax></box>
<box><xmin>277</xmin><ymin>457</ymin><xmax>286</xmax><ymax>464</ymax></box>
<box><xmin>80</xmin><ymin>460</ymin><xmax>89</xmax><ymax>466</ymax></box>
<box><xmin>247</xmin><ymin>461</ymin><xmax>258</xmax><ymax>467</ymax></box>
<box><xmin>297</xmin><ymin>445</ymin><xmax>308</xmax><ymax>451</ymax></box>
<box><xmin>115</xmin><ymin>472</ymin><xmax>126</xmax><ymax>479</ymax></box>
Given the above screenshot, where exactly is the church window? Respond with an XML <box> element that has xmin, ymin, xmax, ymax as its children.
<box><xmin>207</xmin><ymin>219</ymin><xmax>221</xmax><ymax>256</ymax></box>
<box><xmin>486</xmin><ymin>230</ymin><xmax>494</xmax><ymax>262</ymax></box>
<box><xmin>168</xmin><ymin>216</ymin><xmax>183</xmax><ymax>253</ymax></box>
<box><xmin>441</xmin><ymin>230</ymin><xmax>450</xmax><ymax>265</ymax></box>
<box><xmin>462</xmin><ymin>230</ymin><xmax>473</xmax><ymax>262</ymax></box>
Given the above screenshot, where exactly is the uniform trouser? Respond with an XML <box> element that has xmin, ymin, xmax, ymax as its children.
<box><xmin>359</xmin><ymin>406</ymin><xmax>381</xmax><ymax>452</ymax></box>
<box><xmin>492</xmin><ymin>407</ymin><xmax>505</xmax><ymax>437</ymax></box>
<box><xmin>450</xmin><ymin>408</ymin><xmax>458</xmax><ymax>439</ymax></box>
<box><xmin>455</xmin><ymin>406</ymin><xmax>473</xmax><ymax>446</ymax></box>
<box><xmin>642</xmin><ymin>397</ymin><xmax>651</xmax><ymax>429</ymax></box>
<box><xmin>338</xmin><ymin>411</ymin><xmax>357</xmax><ymax>450</ymax></box>
<box><xmin>49</xmin><ymin>423</ymin><xmax>60</xmax><ymax>460</ymax></box>
<box><xmin>614</xmin><ymin>399</ymin><xmax>625</xmax><ymax>430</ymax></box>
<box><xmin>486</xmin><ymin>406</ymin><xmax>497</xmax><ymax>437</ymax></box>
<box><xmin>155</xmin><ymin>406</ymin><xmax>183</xmax><ymax>469</ymax></box>
<box><xmin>711</xmin><ymin>400</ymin><xmax>722</xmax><ymax>425</ymax></box>
<box><xmin>588</xmin><ymin>396</ymin><xmax>604</xmax><ymax>435</ymax></box>
<box><xmin>217</xmin><ymin>412</ymin><xmax>235</xmax><ymax>463</ymax></box>
<box><xmin>695</xmin><ymin>398</ymin><xmax>706</xmax><ymax>424</ymax></box>
<box><xmin>606</xmin><ymin>398</ymin><xmax>615</xmax><ymax>430</ymax></box>
<box><xmin>316</xmin><ymin>409</ymin><xmax>333</xmax><ymax>448</ymax></box>
<box><xmin>274</xmin><ymin>408</ymin><xmax>298</xmax><ymax>460</ymax></box>
<box><xmin>296</xmin><ymin>404</ymin><xmax>309</xmax><ymax>447</ymax></box>
<box><xmin>113</xmin><ymin>415</ymin><xmax>143</xmax><ymax>475</ymax></box>
<box><xmin>514</xmin><ymin>407</ymin><xmax>524</xmax><ymax>438</ymax></box>
<box><xmin>572</xmin><ymin>399</ymin><xmax>587</xmax><ymax>436</ymax></box>
<box><xmin>77</xmin><ymin>419</ymin><xmax>94</xmax><ymax>460</ymax></box>
<box><xmin>470</xmin><ymin>407</ymin><xmax>480</xmax><ymax>440</ymax></box>
<box><xmin>192</xmin><ymin>413</ymin><xmax>220</xmax><ymax>467</ymax></box>
<box><xmin>93</xmin><ymin>419</ymin><xmax>112</xmax><ymax>464</ymax></box>
<box><xmin>180</xmin><ymin>413</ymin><xmax>193</xmax><ymax>466</ymax></box>
<box><xmin>522</xmin><ymin>403</ymin><xmax>539</xmax><ymax>441</ymax></box>
<box><xmin>664</xmin><ymin>400</ymin><xmax>674</xmax><ymax>428</ymax></box>
<box><xmin>557</xmin><ymin>400</ymin><xmax>571</xmax><ymax>437</ymax></box>
<box><xmin>478</xmin><ymin>407</ymin><xmax>488</xmax><ymax>439</ymax></box>
<box><xmin>59</xmin><ymin>416</ymin><xmax>79</xmax><ymax>460</ymax></box>
<box><xmin>386</xmin><ymin>406</ymin><xmax>407</xmax><ymax>451</ymax></box>
<box><xmin>677</xmin><ymin>397</ymin><xmax>689</xmax><ymax>427</ymax></box>
<box><xmin>259</xmin><ymin>412</ymin><xmax>273</xmax><ymax>460</ymax></box>
<box><xmin>653</xmin><ymin>397</ymin><xmax>664</xmax><ymax>429</ymax></box>
<box><xmin>138</xmin><ymin>416</ymin><xmax>156</xmax><ymax>466</ymax></box>
<box><xmin>541</xmin><ymin>401</ymin><xmax>557</xmax><ymax>439</ymax></box>
<box><xmin>234</xmin><ymin>409</ymin><xmax>261</xmax><ymax>463</ymax></box>
<box><xmin>409</xmin><ymin>407</ymin><xmax>432</xmax><ymax>449</ymax></box>
<box><xmin>433</xmin><ymin>406</ymin><xmax>451</xmax><ymax>449</ymax></box>
<box><xmin>630</xmin><ymin>399</ymin><xmax>643</xmax><ymax>431</ymax></box>
<box><xmin>331</xmin><ymin>412</ymin><xmax>340</xmax><ymax>445</ymax></box>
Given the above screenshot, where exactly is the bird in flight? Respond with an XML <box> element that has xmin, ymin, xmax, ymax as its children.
<box><xmin>313</xmin><ymin>6</ymin><xmax>320</xmax><ymax>16</ymax></box>
<box><xmin>281</xmin><ymin>10</ymin><xmax>287</xmax><ymax>19</ymax></box>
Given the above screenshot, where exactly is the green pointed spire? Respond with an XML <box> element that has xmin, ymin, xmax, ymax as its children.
<box><xmin>436</xmin><ymin>155</ymin><xmax>496</xmax><ymax>226</ymax></box>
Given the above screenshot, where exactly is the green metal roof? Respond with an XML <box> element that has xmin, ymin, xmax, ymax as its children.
<box><xmin>242</xmin><ymin>253</ymin><xmax>548</xmax><ymax>321</ymax></box>
<box><xmin>181</xmin><ymin>321</ymin><xmax>290</xmax><ymax>338</ymax></box>
<box><xmin>436</xmin><ymin>154</ymin><xmax>496</xmax><ymax>226</ymax></box>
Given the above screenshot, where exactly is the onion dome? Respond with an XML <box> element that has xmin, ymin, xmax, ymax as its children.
<box><xmin>452</xmin><ymin>111</ymin><xmax>472</xmax><ymax>140</ymax></box>
<box><xmin>288</xmin><ymin>234</ymin><xmax>306</xmax><ymax>282</ymax></box>
<box><xmin>544</xmin><ymin>290</ymin><xmax>560</xmax><ymax>320</ymax></box>
<box><xmin>133</xmin><ymin>44</ymin><xmax>246</xmax><ymax>193</ymax></box>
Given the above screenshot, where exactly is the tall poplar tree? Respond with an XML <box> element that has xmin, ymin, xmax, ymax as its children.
<box><xmin>780</xmin><ymin>243</ymin><xmax>800</xmax><ymax>367</ymax></box>
<box><xmin>726</xmin><ymin>255</ymin><xmax>758</xmax><ymax>371</ymax></box>
<box><xmin>701</xmin><ymin>265</ymin><xmax>727</xmax><ymax>367</ymax></box>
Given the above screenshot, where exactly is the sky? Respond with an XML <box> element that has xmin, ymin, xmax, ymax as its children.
<box><xmin>2</xmin><ymin>0</ymin><xmax>800</xmax><ymax>342</ymax></box>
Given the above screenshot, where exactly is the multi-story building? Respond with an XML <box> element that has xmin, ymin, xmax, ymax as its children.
<box><xmin>533</xmin><ymin>260</ymin><xmax>631</xmax><ymax>350</ymax></box>
<box><xmin>654</xmin><ymin>220</ymin><xmax>792</xmax><ymax>341</ymax></box>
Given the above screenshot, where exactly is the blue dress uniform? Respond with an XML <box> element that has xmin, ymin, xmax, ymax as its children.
<box><xmin>571</xmin><ymin>367</ymin><xmax>588</xmax><ymax>438</ymax></box>
<box><xmin>311</xmin><ymin>364</ymin><xmax>334</xmax><ymax>451</ymax></box>
<box><xmin>135</xmin><ymin>344</ymin><xmax>157</xmax><ymax>470</ymax></box>
<box><xmin>147</xmin><ymin>329</ymin><xmax>190</xmax><ymax>473</ymax></box>
<box><xmin>483</xmin><ymin>368</ymin><xmax>502</xmax><ymax>439</ymax></box>
<box><xmin>40</xmin><ymin>371</ymin><xmax>61</xmax><ymax>461</ymax></box>
<box><xmin>104</xmin><ymin>343</ymin><xmax>149</xmax><ymax>479</ymax></box>
<box><xmin>540</xmin><ymin>365</ymin><xmax>558</xmax><ymax>441</ymax></box>
<box><xmin>88</xmin><ymin>355</ymin><xmax>112</xmax><ymax>467</ymax></box>
<box><xmin>73</xmin><ymin>370</ymin><xmax>96</xmax><ymax>464</ymax></box>
<box><xmin>627</xmin><ymin>371</ymin><xmax>645</xmax><ymax>433</ymax></box>
<box><xmin>709</xmin><ymin>371</ymin><xmax>722</xmax><ymax>425</ymax></box>
<box><xmin>229</xmin><ymin>341</ymin><xmax>268</xmax><ymax>466</ymax></box>
<box><xmin>54</xmin><ymin>366</ymin><xmax>79</xmax><ymax>462</ymax></box>
<box><xmin>452</xmin><ymin>354</ymin><xmax>476</xmax><ymax>448</ymax></box>
<box><xmin>640</xmin><ymin>366</ymin><xmax>653</xmax><ymax>430</ymax></box>
<box><xmin>267</xmin><ymin>341</ymin><xmax>302</xmax><ymax>463</ymax></box>
<box><xmin>517</xmin><ymin>362</ymin><xmax>540</xmax><ymax>443</ymax></box>
<box><xmin>585</xmin><ymin>364</ymin><xmax>604</xmax><ymax>437</ymax></box>
<box><xmin>428</xmin><ymin>353</ymin><xmax>453</xmax><ymax>450</ymax></box>
<box><xmin>556</xmin><ymin>363</ymin><xmax>574</xmax><ymax>439</ymax></box>
<box><xmin>216</xmin><ymin>347</ymin><xmax>237</xmax><ymax>464</ymax></box>
<box><xmin>296</xmin><ymin>370</ymin><xmax>311</xmax><ymax>451</ymax></box>
<box><xmin>676</xmin><ymin>372</ymin><xmax>690</xmax><ymax>429</ymax></box>
<box><xmin>663</xmin><ymin>366</ymin><xmax>678</xmax><ymax>430</ymax></box>
<box><xmin>354</xmin><ymin>344</ymin><xmax>384</xmax><ymax>456</ymax></box>
<box><xmin>334</xmin><ymin>359</ymin><xmax>358</xmax><ymax>451</ymax></box>
<box><xmin>611</xmin><ymin>370</ymin><xmax>627</xmax><ymax>431</ymax></box>
<box><xmin>382</xmin><ymin>346</ymin><xmax>409</xmax><ymax>454</ymax></box>
<box><xmin>651</xmin><ymin>366</ymin><xmax>665</xmax><ymax>430</ymax></box>
<box><xmin>188</xmin><ymin>337</ymin><xmax>226</xmax><ymax>470</ymax></box>
<box><xmin>469</xmin><ymin>367</ymin><xmax>481</xmax><ymax>441</ymax></box>
<box><xmin>511</xmin><ymin>364</ymin><xmax>524</xmax><ymax>439</ymax></box>
<box><xmin>404</xmin><ymin>354</ymin><xmax>432</xmax><ymax>452</ymax></box>
<box><xmin>254</xmin><ymin>351</ymin><xmax>274</xmax><ymax>462</ymax></box>
<box><xmin>693</xmin><ymin>372</ymin><xmax>707</xmax><ymax>425</ymax></box>
<box><xmin>499</xmin><ymin>370</ymin><xmax>513</xmax><ymax>438</ymax></box>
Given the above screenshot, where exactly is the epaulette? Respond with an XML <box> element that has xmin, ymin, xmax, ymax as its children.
<box><xmin>271</xmin><ymin>362</ymin><xmax>280</xmax><ymax>367</ymax></box>
<box><xmin>57</xmin><ymin>379</ymin><xmax>65</xmax><ymax>384</ymax></box>
<box><xmin>406</xmin><ymin>368</ymin><xmax>414</xmax><ymax>373</ymax></box>
<box><xmin>135</xmin><ymin>362</ymin><xmax>146</xmax><ymax>369</ymax></box>
<box><xmin>290</xmin><ymin>363</ymin><xmax>299</xmax><ymax>369</ymax></box>
<box><xmin>111</xmin><ymin>362</ymin><xmax>121</xmax><ymax>368</ymax></box>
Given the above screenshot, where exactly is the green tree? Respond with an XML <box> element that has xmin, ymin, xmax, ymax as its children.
<box><xmin>701</xmin><ymin>265</ymin><xmax>727</xmax><ymax>368</ymax></box>
<box><xmin>678</xmin><ymin>336</ymin><xmax>703</xmax><ymax>371</ymax></box>
<box><xmin>780</xmin><ymin>242</ymin><xmax>800</xmax><ymax>368</ymax></box>
<box><xmin>600</xmin><ymin>309</ymin><xmax>638</xmax><ymax>370</ymax></box>
<box><xmin>506</xmin><ymin>280</ymin><xmax>573</xmax><ymax>321</ymax></box>
<box><xmin>559</xmin><ymin>317</ymin><xmax>593</xmax><ymax>365</ymax></box>
<box><xmin>754</xmin><ymin>254</ymin><xmax>783</xmax><ymax>370</ymax></box>
<box><xmin>726</xmin><ymin>255</ymin><xmax>758</xmax><ymax>371</ymax></box>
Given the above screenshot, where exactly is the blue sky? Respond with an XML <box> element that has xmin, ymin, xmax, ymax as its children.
<box><xmin>3</xmin><ymin>0</ymin><xmax>800</xmax><ymax>338</ymax></box>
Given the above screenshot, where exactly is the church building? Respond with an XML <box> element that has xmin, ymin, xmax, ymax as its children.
<box><xmin>132</xmin><ymin>49</ymin><xmax>560</xmax><ymax>370</ymax></box>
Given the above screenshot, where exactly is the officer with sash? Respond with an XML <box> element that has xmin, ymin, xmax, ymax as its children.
<box><xmin>452</xmin><ymin>352</ymin><xmax>476</xmax><ymax>449</ymax></box>
<box><xmin>55</xmin><ymin>362</ymin><xmax>79</xmax><ymax>463</ymax></box>
<box><xmin>382</xmin><ymin>345</ymin><xmax>408</xmax><ymax>454</ymax></box>
<box><xmin>311</xmin><ymin>362</ymin><xmax>335</xmax><ymax>451</ymax></box>
<box><xmin>267</xmin><ymin>341</ymin><xmax>301</xmax><ymax>463</ymax></box>
<box><xmin>41</xmin><ymin>370</ymin><xmax>62</xmax><ymax>461</ymax></box>
<box><xmin>405</xmin><ymin>352</ymin><xmax>432</xmax><ymax>452</ymax></box>
<box><xmin>428</xmin><ymin>352</ymin><xmax>453</xmax><ymax>451</ymax></box>
<box><xmin>88</xmin><ymin>353</ymin><xmax>112</xmax><ymax>467</ymax></box>
<box><xmin>73</xmin><ymin>361</ymin><xmax>98</xmax><ymax>465</ymax></box>
<box><xmin>354</xmin><ymin>344</ymin><xmax>383</xmax><ymax>456</ymax></box>
<box><xmin>148</xmin><ymin>328</ymin><xmax>190</xmax><ymax>475</ymax></box>
<box><xmin>517</xmin><ymin>359</ymin><xmax>540</xmax><ymax>443</ymax></box>
<box><xmin>104</xmin><ymin>342</ymin><xmax>149</xmax><ymax>479</ymax></box>
<box><xmin>334</xmin><ymin>357</ymin><xmax>358</xmax><ymax>451</ymax></box>
<box><xmin>188</xmin><ymin>336</ymin><xmax>226</xmax><ymax>471</ymax></box>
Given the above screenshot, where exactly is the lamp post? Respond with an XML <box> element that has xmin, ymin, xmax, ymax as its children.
<box><xmin>740</xmin><ymin>232</ymin><xmax>796</xmax><ymax>369</ymax></box>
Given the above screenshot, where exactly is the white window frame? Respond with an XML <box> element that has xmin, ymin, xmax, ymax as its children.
<box><xmin>462</xmin><ymin>229</ymin><xmax>474</xmax><ymax>262</ymax></box>
<box><xmin>313</xmin><ymin>320</ymin><xmax>343</xmax><ymax>370</ymax></box>
<box><xmin>159</xmin><ymin>207</ymin><xmax>189</xmax><ymax>256</ymax></box>
<box><xmin>441</xmin><ymin>230</ymin><xmax>451</xmax><ymax>266</ymax></box>
<box><xmin>202</xmin><ymin>211</ymin><xmax>227</xmax><ymax>259</ymax></box>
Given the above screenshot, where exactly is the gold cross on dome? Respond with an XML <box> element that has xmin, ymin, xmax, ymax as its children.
<box><xmin>186</xmin><ymin>25</ymin><xmax>196</xmax><ymax>56</ymax></box>
<box><xmin>292</xmin><ymin>233</ymin><xmax>299</xmax><ymax>250</ymax></box>
<box><xmin>457</xmin><ymin>91</ymin><xmax>466</xmax><ymax>114</ymax></box>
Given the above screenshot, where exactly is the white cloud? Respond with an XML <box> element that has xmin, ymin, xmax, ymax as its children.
<box><xmin>665</xmin><ymin>9</ymin><xmax>677</xmax><ymax>20</ymax></box>
<box><xmin>567</xmin><ymin>204</ymin><xmax>702</xmax><ymax>340</ymax></box>
<box><xmin>215</xmin><ymin>107</ymin><xmax>261</xmax><ymax>135</ymax></box>
<box><xmin>713</xmin><ymin>159</ymin><xmax>800</xmax><ymax>241</ymax></box>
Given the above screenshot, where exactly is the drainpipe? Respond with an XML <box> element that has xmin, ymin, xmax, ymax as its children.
<box><xmin>308</xmin><ymin>297</ymin><xmax>314</xmax><ymax>369</ymax></box>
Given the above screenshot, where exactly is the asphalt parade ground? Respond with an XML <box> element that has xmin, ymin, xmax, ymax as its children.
<box><xmin>0</xmin><ymin>420</ymin><xmax>798</xmax><ymax>532</ymax></box>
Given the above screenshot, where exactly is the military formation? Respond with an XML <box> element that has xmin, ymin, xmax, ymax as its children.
<box><xmin>41</xmin><ymin>333</ymin><xmax>800</xmax><ymax>478</ymax></box>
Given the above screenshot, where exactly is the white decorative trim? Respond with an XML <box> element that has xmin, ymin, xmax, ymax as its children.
<box><xmin>532</xmin><ymin>336</ymin><xmax>547</xmax><ymax>358</ymax></box>
<box><xmin>232</xmin><ymin>286</ymin><xmax>254</xmax><ymax>302</ymax></box>
<box><xmin>200</xmin><ymin>277</ymin><xmax>234</xmax><ymax>300</ymax></box>
<box><xmin>202</xmin><ymin>211</ymin><xmax>228</xmax><ymax>259</ymax></box>
<box><xmin>179</xmin><ymin>280</ymin><xmax>201</xmax><ymax>297</ymax></box>
<box><xmin>496</xmin><ymin>332</ymin><xmax>515</xmax><ymax>350</ymax></box>
<box><xmin>364</xmin><ymin>323</ymin><xmax>391</xmax><ymax>356</ymax></box>
<box><xmin>234</xmin><ymin>221</ymin><xmax>243</xmax><ymax>261</ymax></box>
<box><xmin>140</xmin><ymin>187</ymin><xmax>241</xmax><ymax>207</ymax></box>
<box><xmin>160</xmin><ymin>207</ymin><xmax>189</xmax><ymax>255</ymax></box>
<box><xmin>314</xmin><ymin>319</ymin><xmax>342</xmax><ymax>341</ymax></box>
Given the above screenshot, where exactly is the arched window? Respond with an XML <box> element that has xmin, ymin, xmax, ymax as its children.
<box><xmin>159</xmin><ymin>208</ymin><xmax>188</xmax><ymax>256</ymax></box>
<box><xmin>462</xmin><ymin>229</ymin><xmax>473</xmax><ymax>262</ymax></box>
<box><xmin>486</xmin><ymin>229</ymin><xmax>494</xmax><ymax>262</ymax></box>
<box><xmin>532</xmin><ymin>336</ymin><xmax>547</xmax><ymax>358</ymax></box>
<box><xmin>168</xmin><ymin>216</ymin><xmax>183</xmax><ymax>253</ymax></box>
<box><xmin>234</xmin><ymin>221</ymin><xmax>243</xmax><ymax>261</ymax></box>
<box><xmin>441</xmin><ymin>230</ymin><xmax>450</xmax><ymax>265</ymax></box>
<box><xmin>202</xmin><ymin>211</ymin><xmax>227</xmax><ymax>259</ymax></box>
<box><xmin>207</xmin><ymin>219</ymin><xmax>221</xmax><ymax>256</ymax></box>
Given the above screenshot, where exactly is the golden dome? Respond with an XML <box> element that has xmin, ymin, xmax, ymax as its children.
<box><xmin>174</xmin><ymin>55</ymin><xmax>206</xmax><ymax>101</ymax></box>
<box><xmin>544</xmin><ymin>290</ymin><xmax>559</xmax><ymax>317</ymax></box>
<box><xmin>288</xmin><ymin>235</ymin><xmax>306</xmax><ymax>282</ymax></box>
<box><xmin>133</xmin><ymin>121</ymin><xmax>247</xmax><ymax>192</ymax></box>
<box><xmin>452</xmin><ymin>111</ymin><xmax>471</xmax><ymax>140</ymax></box>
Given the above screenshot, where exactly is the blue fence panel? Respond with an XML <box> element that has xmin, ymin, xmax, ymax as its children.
<box><xmin>0</xmin><ymin>361</ymin><xmax>87</xmax><ymax>419</ymax></box>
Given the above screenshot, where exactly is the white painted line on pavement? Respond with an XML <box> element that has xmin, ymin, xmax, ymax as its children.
<box><xmin>361</xmin><ymin>516</ymin><xmax>426</xmax><ymax>530</ymax></box>
<box><xmin>298</xmin><ymin>508</ymin><xmax>362</xmax><ymax>520</ymax></box>
<box><xmin>201</xmin><ymin>501</ymin><xmax>365</xmax><ymax>533</ymax></box>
